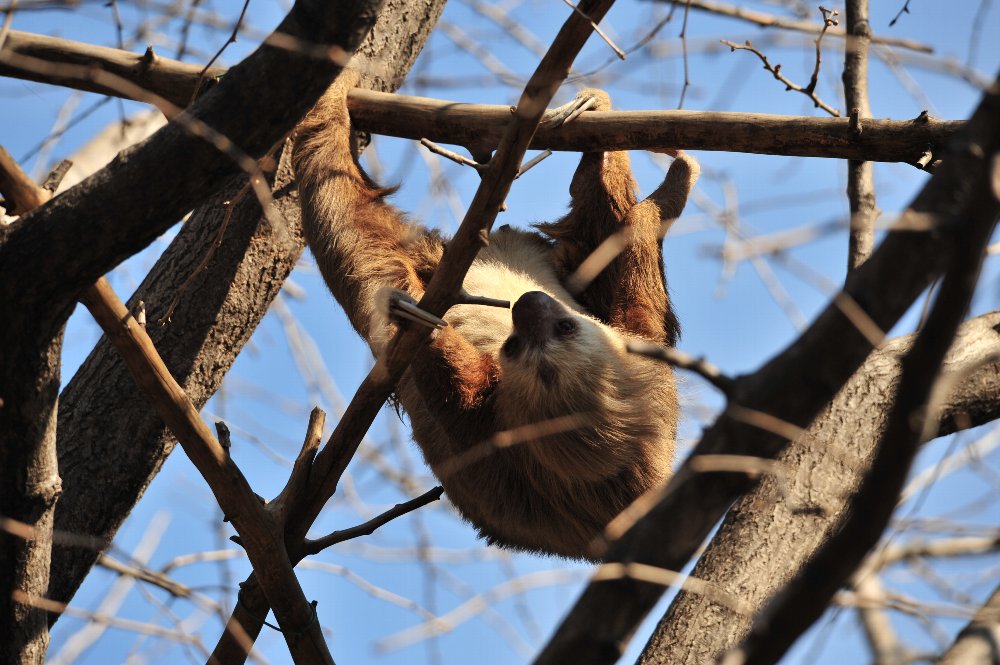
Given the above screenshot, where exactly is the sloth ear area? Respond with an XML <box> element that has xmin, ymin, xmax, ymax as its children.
<box><xmin>374</xmin><ymin>287</ymin><xmax>447</xmax><ymax>330</ymax></box>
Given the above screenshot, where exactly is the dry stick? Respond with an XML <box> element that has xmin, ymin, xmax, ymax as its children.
<box><xmin>0</xmin><ymin>148</ymin><xmax>280</xmax><ymax>660</ymax></box>
<box><xmin>531</xmin><ymin>70</ymin><xmax>1000</xmax><ymax>665</ymax></box>
<box><xmin>727</xmin><ymin>95</ymin><xmax>1000</xmax><ymax>665</ymax></box>
<box><xmin>79</xmin><ymin>279</ymin><xmax>335</xmax><ymax>665</ymax></box>
<box><xmin>0</xmin><ymin>30</ymin><xmax>962</xmax><ymax>163</ymax></box>
<box><xmin>211</xmin><ymin>2</ymin><xmax>619</xmax><ymax>662</ymax></box>
<box><xmin>304</xmin><ymin>487</ymin><xmax>445</xmax><ymax>554</ymax></box>
<box><xmin>0</xmin><ymin>30</ymin><xmax>225</xmax><ymax>107</ymax></box>
<box><xmin>188</xmin><ymin>0</ymin><xmax>250</xmax><ymax>104</ymax></box>
<box><xmin>721</xmin><ymin>37</ymin><xmax>841</xmax><ymax>117</ymax></box>
<box><xmin>651</xmin><ymin>0</ymin><xmax>933</xmax><ymax>53</ymax></box>
<box><xmin>844</xmin><ymin>0</ymin><xmax>878</xmax><ymax>273</ymax></box>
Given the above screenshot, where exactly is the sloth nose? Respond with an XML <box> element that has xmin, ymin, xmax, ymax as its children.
<box><xmin>512</xmin><ymin>291</ymin><xmax>559</xmax><ymax>342</ymax></box>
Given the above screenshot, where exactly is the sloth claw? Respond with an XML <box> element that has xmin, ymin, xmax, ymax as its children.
<box><xmin>386</xmin><ymin>290</ymin><xmax>448</xmax><ymax>329</ymax></box>
<box><xmin>542</xmin><ymin>94</ymin><xmax>598</xmax><ymax>128</ymax></box>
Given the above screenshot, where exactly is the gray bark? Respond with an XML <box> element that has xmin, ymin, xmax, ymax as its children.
<box><xmin>637</xmin><ymin>312</ymin><xmax>1000</xmax><ymax>664</ymax></box>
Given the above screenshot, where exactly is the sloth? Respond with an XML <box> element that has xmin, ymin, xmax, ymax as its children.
<box><xmin>293</xmin><ymin>70</ymin><xmax>699</xmax><ymax>559</ymax></box>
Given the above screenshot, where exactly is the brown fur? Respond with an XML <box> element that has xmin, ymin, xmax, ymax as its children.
<box><xmin>293</xmin><ymin>73</ymin><xmax>699</xmax><ymax>559</ymax></box>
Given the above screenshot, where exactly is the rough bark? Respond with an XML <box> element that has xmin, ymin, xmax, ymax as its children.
<box><xmin>636</xmin><ymin>312</ymin><xmax>1000</xmax><ymax>664</ymax></box>
<box><xmin>49</xmin><ymin>0</ymin><xmax>447</xmax><ymax>617</ymax></box>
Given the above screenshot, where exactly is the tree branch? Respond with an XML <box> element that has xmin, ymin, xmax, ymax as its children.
<box><xmin>2</xmin><ymin>0</ymin><xmax>380</xmax><ymax>309</ymax></box>
<box><xmin>937</xmin><ymin>582</ymin><xmax>1000</xmax><ymax>665</ymax></box>
<box><xmin>730</xmin><ymin>99</ymin><xmax>998</xmax><ymax>662</ymax></box>
<box><xmin>0</xmin><ymin>30</ymin><xmax>962</xmax><ymax>163</ymax></box>
<box><xmin>636</xmin><ymin>311</ymin><xmax>1000</xmax><ymax>664</ymax></box>
<box><xmin>844</xmin><ymin>0</ymin><xmax>878</xmax><ymax>273</ymax></box>
<box><xmin>0</xmin><ymin>30</ymin><xmax>223</xmax><ymax>107</ymax></box>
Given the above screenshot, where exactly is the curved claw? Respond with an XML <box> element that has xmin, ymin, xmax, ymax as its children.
<box><xmin>392</xmin><ymin>298</ymin><xmax>448</xmax><ymax>329</ymax></box>
<box><xmin>541</xmin><ymin>94</ymin><xmax>598</xmax><ymax>128</ymax></box>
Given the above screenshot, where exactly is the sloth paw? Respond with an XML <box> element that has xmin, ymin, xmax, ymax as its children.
<box><xmin>376</xmin><ymin>287</ymin><xmax>447</xmax><ymax>330</ymax></box>
<box><xmin>542</xmin><ymin>89</ymin><xmax>611</xmax><ymax>128</ymax></box>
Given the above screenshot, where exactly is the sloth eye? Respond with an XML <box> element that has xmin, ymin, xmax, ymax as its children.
<box><xmin>555</xmin><ymin>318</ymin><xmax>578</xmax><ymax>338</ymax></box>
<box><xmin>502</xmin><ymin>336</ymin><xmax>522</xmax><ymax>357</ymax></box>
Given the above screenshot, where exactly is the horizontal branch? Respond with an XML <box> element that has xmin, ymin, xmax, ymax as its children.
<box><xmin>0</xmin><ymin>30</ymin><xmax>224</xmax><ymax>107</ymax></box>
<box><xmin>346</xmin><ymin>90</ymin><xmax>959</xmax><ymax>163</ymax></box>
<box><xmin>0</xmin><ymin>30</ymin><xmax>961</xmax><ymax>164</ymax></box>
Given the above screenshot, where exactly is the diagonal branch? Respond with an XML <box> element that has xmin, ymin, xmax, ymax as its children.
<box><xmin>80</xmin><ymin>277</ymin><xmax>335</xmax><ymax>663</ymax></box>
<box><xmin>729</xmin><ymin>84</ymin><xmax>999</xmax><ymax>664</ymax></box>
<box><xmin>1</xmin><ymin>0</ymin><xmax>381</xmax><ymax>309</ymax></box>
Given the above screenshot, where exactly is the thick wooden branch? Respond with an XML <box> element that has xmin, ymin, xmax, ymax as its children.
<box><xmin>638</xmin><ymin>311</ymin><xmax>1000</xmax><ymax>663</ymax></box>
<box><xmin>733</xmin><ymin>107</ymin><xmax>997</xmax><ymax>664</ymax></box>
<box><xmin>45</xmin><ymin>3</ymin><xmax>449</xmax><ymax>660</ymax></box>
<box><xmin>346</xmin><ymin>90</ymin><xmax>959</xmax><ymax>163</ymax></box>
<box><xmin>533</xmin><ymin>70</ymin><xmax>1000</xmax><ymax>665</ymax></box>
<box><xmin>0</xmin><ymin>30</ymin><xmax>223</xmax><ymax>107</ymax></box>
<box><xmin>1</xmin><ymin>0</ymin><xmax>381</xmax><ymax>310</ymax></box>
<box><xmin>0</xmin><ymin>133</ymin><xmax>61</xmax><ymax>664</ymax></box>
<box><xmin>0</xmin><ymin>30</ymin><xmax>961</xmax><ymax>163</ymax></box>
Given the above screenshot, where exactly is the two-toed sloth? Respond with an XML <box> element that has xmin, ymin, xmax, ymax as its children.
<box><xmin>293</xmin><ymin>71</ymin><xmax>699</xmax><ymax>559</ymax></box>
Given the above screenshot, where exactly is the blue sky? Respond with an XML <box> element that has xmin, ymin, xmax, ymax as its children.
<box><xmin>3</xmin><ymin>1</ymin><xmax>1000</xmax><ymax>663</ymax></box>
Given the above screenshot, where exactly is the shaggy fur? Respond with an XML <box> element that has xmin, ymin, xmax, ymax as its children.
<box><xmin>293</xmin><ymin>72</ymin><xmax>699</xmax><ymax>559</ymax></box>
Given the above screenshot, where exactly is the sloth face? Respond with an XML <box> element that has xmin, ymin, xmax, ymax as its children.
<box><xmin>502</xmin><ymin>291</ymin><xmax>578</xmax><ymax>354</ymax></box>
<box><xmin>499</xmin><ymin>291</ymin><xmax>616</xmax><ymax>390</ymax></box>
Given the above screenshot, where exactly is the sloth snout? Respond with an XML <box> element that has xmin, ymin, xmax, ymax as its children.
<box><xmin>512</xmin><ymin>291</ymin><xmax>563</xmax><ymax>343</ymax></box>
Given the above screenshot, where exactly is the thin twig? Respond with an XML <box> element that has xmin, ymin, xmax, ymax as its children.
<box><xmin>188</xmin><ymin>0</ymin><xmax>250</xmax><ymax>104</ymax></box>
<box><xmin>305</xmin><ymin>487</ymin><xmax>445</xmax><ymax>554</ymax></box>
<box><xmin>563</xmin><ymin>0</ymin><xmax>625</xmax><ymax>59</ymax></box>
<box><xmin>627</xmin><ymin>340</ymin><xmax>735</xmax><ymax>395</ymax></box>
<box><xmin>721</xmin><ymin>38</ymin><xmax>840</xmax><ymax>116</ymax></box>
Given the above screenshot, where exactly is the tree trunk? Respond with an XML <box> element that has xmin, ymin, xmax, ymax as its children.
<box><xmin>637</xmin><ymin>312</ymin><xmax>1000</xmax><ymax>664</ymax></box>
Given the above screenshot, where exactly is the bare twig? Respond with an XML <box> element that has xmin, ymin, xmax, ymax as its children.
<box><xmin>0</xmin><ymin>145</ymin><xmax>51</xmax><ymax>214</ymax></box>
<box><xmin>720</xmin><ymin>38</ymin><xmax>840</xmax><ymax>116</ymax></box>
<box><xmin>652</xmin><ymin>0</ymin><xmax>933</xmax><ymax>53</ymax></box>
<box><xmin>79</xmin><ymin>278</ymin><xmax>334</xmax><ymax>663</ymax></box>
<box><xmin>305</xmin><ymin>486</ymin><xmax>445</xmax><ymax>554</ymax></box>
<box><xmin>188</xmin><ymin>0</ymin><xmax>250</xmax><ymax>103</ymax></box>
<box><xmin>420</xmin><ymin>138</ymin><xmax>486</xmax><ymax>171</ymax></box>
<box><xmin>627</xmin><ymin>340</ymin><xmax>735</xmax><ymax>395</ymax></box>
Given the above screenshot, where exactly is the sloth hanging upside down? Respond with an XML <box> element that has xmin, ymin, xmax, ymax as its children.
<box><xmin>292</xmin><ymin>69</ymin><xmax>699</xmax><ymax>560</ymax></box>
